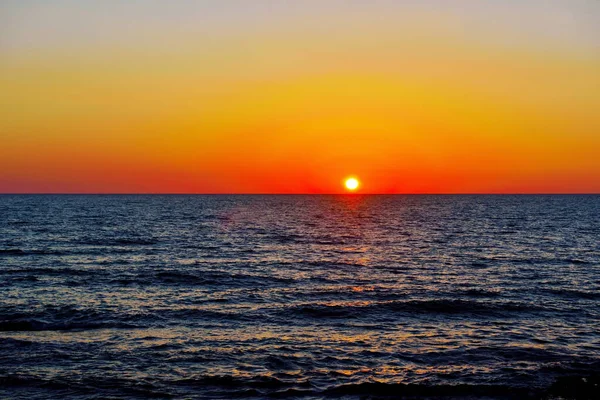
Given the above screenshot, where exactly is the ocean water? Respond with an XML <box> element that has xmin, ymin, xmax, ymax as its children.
<box><xmin>1</xmin><ymin>194</ymin><xmax>599</xmax><ymax>399</ymax></box>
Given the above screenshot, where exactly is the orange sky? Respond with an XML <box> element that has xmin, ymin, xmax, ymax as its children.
<box><xmin>1</xmin><ymin>1</ymin><xmax>599</xmax><ymax>193</ymax></box>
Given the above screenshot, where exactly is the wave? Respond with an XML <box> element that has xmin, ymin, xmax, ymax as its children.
<box><xmin>324</xmin><ymin>378</ymin><xmax>598</xmax><ymax>398</ymax></box>
<box><xmin>470</xmin><ymin>261</ymin><xmax>490</xmax><ymax>268</ymax></box>
<box><xmin>154</xmin><ymin>270</ymin><xmax>220</xmax><ymax>285</ymax></box>
<box><xmin>3</xmin><ymin>267</ymin><xmax>296</xmax><ymax>287</ymax></box>
<box><xmin>154</xmin><ymin>270</ymin><xmax>294</xmax><ymax>286</ymax></box>
<box><xmin>7</xmin><ymin>275</ymin><xmax>40</xmax><ymax>283</ymax></box>
<box><xmin>162</xmin><ymin>308</ymin><xmax>253</xmax><ymax>322</ymax></box>
<box><xmin>461</xmin><ymin>288</ymin><xmax>502</xmax><ymax>297</ymax></box>
<box><xmin>2</xmin><ymin>373</ymin><xmax>598</xmax><ymax>399</ymax></box>
<box><xmin>76</xmin><ymin>237</ymin><xmax>158</xmax><ymax>246</ymax></box>
<box><xmin>324</xmin><ymin>382</ymin><xmax>536</xmax><ymax>398</ymax></box>
<box><xmin>0</xmin><ymin>248</ymin><xmax>66</xmax><ymax>256</ymax></box>
<box><xmin>564</xmin><ymin>258</ymin><xmax>591</xmax><ymax>265</ymax></box>
<box><xmin>0</xmin><ymin>298</ymin><xmax>550</xmax><ymax>332</ymax></box>
<box><xmin>0</xmin><ymin>249</ymin><xmax>25</xmax><ymax>256</ymax></box>
<box><xmin>111</xmin><ymin>238</ymin><xmax>159</xmax><ymax>246</ymax></box>
<box><xmin>545</xmin><ymin>288</ymin><xmax>600</xmax><ymax>300</ymax></box>
<box><xmin>0</xmin><ymin>267</ymin><xmax>97</xmax><ymax>277</ymax></box>
<box><xmin>0</xmin><ymin>338</ymin><xmax>35</xmax><ymax>348</ymax></box>
<box><xmin>174</xmin><ymin>374</ymin><xmax>302</xmax><ymax>390</ymax></box>
<box><xmin>402</xmin><ymin>345</ymin><xmax>569</xmax><ymax>364</ymax></box>
<box><xmin>0</xmin><ymin>375</ymin><xmax>171</xmax><ymax>398</ymax></box>
<box><xmin>0</xmin><ymin>375</ymin><xmax>73</xmax><ymax>391</ymax></box>
<box><xmin>0</xmin><ymin>303</ymin><xmax>259</xmax><ymax>331</ymax></box>
<box><xmin>269</xmin><ymin>233</ymin><xmax>303</xmax><ymax>244</ymax></box>
<box><xmin>297</xmin><ymin>260</ymin><xmax>372</xmax><ymax>269</ymax></box>
<box><xmin>0</xmin><ymin>318</ymin><xmax>136</xmax><ymax>332</ymax></box>
<box><xmin>285</xmin><ymin>299</ymin><xmax>547</xmax><ymax>319</ymax></box>
<box><xmin>0</xmin><ymin>306</ymin><xmax>141</xmax><ymax>332</ymax></box>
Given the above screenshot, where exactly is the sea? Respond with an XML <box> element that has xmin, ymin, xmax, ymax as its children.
<box><xmin>1</xmin><ymin>194</ymin><xmax>599</xmax><ymax>399</ymax></box>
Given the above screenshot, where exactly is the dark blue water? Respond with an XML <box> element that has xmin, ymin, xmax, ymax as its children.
<box><xmin>1</xmin><ymin>195</ymin><xmax>599</xmax><ymax>399</ymax></box>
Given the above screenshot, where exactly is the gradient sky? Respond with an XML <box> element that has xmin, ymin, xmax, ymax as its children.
<box><xmin>1</xmin><ymin>0</ymin><xmax>599</xmax><ymax>193</ymax></box>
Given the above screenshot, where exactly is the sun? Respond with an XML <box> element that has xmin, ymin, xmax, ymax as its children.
<box><xmin>344</xmin><ymin>177</ymin><xmax>360</xmax><ymax>191</ymax></box>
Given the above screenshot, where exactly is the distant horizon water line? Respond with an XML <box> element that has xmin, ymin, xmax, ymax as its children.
<box><xmin>1</xmin><ymin>192</ymin><xmax>599</xmax><ymax>196</ymax></box>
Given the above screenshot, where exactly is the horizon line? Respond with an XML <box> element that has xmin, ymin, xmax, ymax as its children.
<box><xmin>1</xmin><ymin>193</ymin><xmax>599</xmax><ymax>196</ymax></box>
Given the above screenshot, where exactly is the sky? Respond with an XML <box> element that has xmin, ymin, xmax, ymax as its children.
<box><xmin>1</xmin><ymin>0</ymin><xmax>599</xmax><ymax>193</ymax></box>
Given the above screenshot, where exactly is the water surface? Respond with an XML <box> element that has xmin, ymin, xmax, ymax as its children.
<box><xmin>1</xmin><ymin>195</ymin><xmax>599</xmax><ymax>398</ymax></box>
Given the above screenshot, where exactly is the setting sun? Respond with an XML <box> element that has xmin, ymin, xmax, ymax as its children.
<box><xmin>345</xmin><ymin>177</ymin><xmax>360</xmax><ymax>191</ymax></box>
